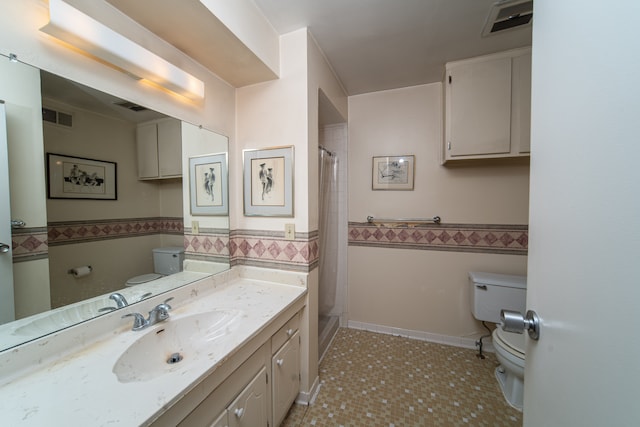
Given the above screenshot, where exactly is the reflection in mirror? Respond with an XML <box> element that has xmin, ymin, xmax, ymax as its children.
<box><xmin>0</xmin><ymin>55</ymin><xmax>229</xmax><ymax>351</ymax></box>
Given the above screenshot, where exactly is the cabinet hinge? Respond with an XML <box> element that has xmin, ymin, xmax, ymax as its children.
<box><xmin>448</xmin><ymin>75</ymin><xmax>452</xmax><ymax>84</ymax></box>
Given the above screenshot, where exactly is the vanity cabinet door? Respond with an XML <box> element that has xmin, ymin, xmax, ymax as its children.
<box><xmin>209</xmin><ymin>411</ymin><xmax>228</xmax><ymax>427</ymax></box>
<box><xmin>227</xmin><ymin>367</ymin><xmax>268</xmax><ymax>427</ymax></box>
<box><xmin>272</xmin><ymin>331</ymin><xmax>300</xmax><ymax>427</ymax></box>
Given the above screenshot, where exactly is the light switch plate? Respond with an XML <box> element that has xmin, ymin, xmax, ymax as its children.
<box><xmin>192</xmin><ymin>220</ymin><xmax>199</xmax><ymax>234</ymax></box>
<box><xmin>284</xmin><ymin>223</ymin><xmax>295</xmax><ymax>240</ymax></box>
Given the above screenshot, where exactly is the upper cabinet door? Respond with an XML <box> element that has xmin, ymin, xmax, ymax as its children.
<box><xmin>443</xmin><ymin>47</ymin><xmax>532</xmax><ymax>163</ymax></box>
<box><xmin>512</xmin><ymin>52</ymin><xmax>532</xmax><ymax>154</ymax></box>
<box><xmin>136</xmin><ymin>122</ymin><xmax>159</xmax><ymax>179</ymax></box>
<box><xmin>447</xmin><ymin>56</ymin><xmax>512</xmax><ymax>157</ymax></box>
<box><xmin>157</xmin><ymin>119</ymin><xmax>182</xmax><ymax>177</ymax></box>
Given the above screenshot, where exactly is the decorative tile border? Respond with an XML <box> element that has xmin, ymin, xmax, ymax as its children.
<box><xmin>48</xmin><ymin>217</ymin><xmax>183</xmax><ymax>246</ymax></box>
<box><xmin>184</xmin><ymin>228</ymin><xmax>229</xmax><ymax>264</ymax></box>
<box><xmin>11</xmin><ymin>227</ymin><xmax>49</xmax><ymax>262</ymax></box>
<box><xmin>230</xmin><ymin>230</ymin><xmax>319</xmax><ymax>272</ymax></box>
<box><xmin>348</xmin><ymin>222</ymin><xmax>528</xmax><ymax>255</ymax></box>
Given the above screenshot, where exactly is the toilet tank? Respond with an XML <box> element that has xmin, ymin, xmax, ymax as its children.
<box><xmin>469</xmin><ymin>272</ymin><xmax>526</xmax><ymax>324</ymax></box>
<box><xmin>152</xmin><ymin>246</ymin><xmax>185</xmax><ymax>275</ymax></box>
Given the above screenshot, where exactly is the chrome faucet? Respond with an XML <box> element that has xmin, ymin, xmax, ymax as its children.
<box><xmin>109</xmin><ymin>293</ymin><xmax>129</xmax><ymax>308</ymax></box>
<box><xmin>122</xmin><ymin>297</ymin><xmax>174</xmax><ymax>331</ymax></box>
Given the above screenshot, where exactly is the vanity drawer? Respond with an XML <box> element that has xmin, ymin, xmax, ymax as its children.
<box><xmin>272</xmin><ymin>312</ymin><xmax>300</xmax><ymax>353</ymax></box>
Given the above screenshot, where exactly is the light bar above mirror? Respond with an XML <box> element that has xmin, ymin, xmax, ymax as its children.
<box><xmin>40</xmin><ymin>0</ymin><xmax>205</xmax><ymax>101</ymax></box>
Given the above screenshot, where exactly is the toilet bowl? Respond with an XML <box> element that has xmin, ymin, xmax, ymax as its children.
<box><xmin>125</xmin><ymin>273</ymin><xmax>163</xmax><ymax>286</ymax></box>
<box><xmin>492</xmin><ymin>327</ymin><xmax>525</xmax><ymax>411</ymax></box>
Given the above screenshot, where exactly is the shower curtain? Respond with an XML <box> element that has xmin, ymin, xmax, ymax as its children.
<box><xmin>318</xmin><ymin>148</ymin><xmax>338</xmax><ymax>316</ymax></box>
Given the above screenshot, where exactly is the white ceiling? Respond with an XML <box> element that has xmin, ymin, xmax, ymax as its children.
<box><xmin>252</xmin><ymin>0</ymin><xmax>532</xmax><ymax>95</ymax></box>
<box><xmin>104</xmin><ymin>0</ymin><xmax>532</xmax><ymax>98</ymax></box>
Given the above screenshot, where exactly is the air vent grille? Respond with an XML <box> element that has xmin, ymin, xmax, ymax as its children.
<box><xmin>114</xmin><ymin>101</ymin><xmax>148</xmax><ymax>112</ymax></box>
<box><xmin>42</xmin><ymin>107</ymin><xmax>73</xmax><ymax>128</ymax></box>
<box><xmin>482</xmin><ymin>0</ymin><xmax>533</xmax><ymax>37</ymax></box>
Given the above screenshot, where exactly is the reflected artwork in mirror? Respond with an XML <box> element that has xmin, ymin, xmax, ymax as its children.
<box><xmin>0</xmin><ymin>54</ymin><xmax>229</xmax><ymax>351</ymax></box>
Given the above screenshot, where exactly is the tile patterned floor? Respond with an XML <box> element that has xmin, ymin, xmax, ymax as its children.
<box><xmin>282</xmin><ymin>327</ymin><xmax>522</xmax><ymax>426</ymax></box>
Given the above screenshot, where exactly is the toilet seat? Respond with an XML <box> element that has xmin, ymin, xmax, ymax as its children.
<box><xmin>495</xmin><ymin>328</ymin><xmax>525</xmax><ymax>359</ymax></box>
<box><xmin>126</xmin><ymin>273</ymin><xmax>163</xmax><ymax>286</ymax></box>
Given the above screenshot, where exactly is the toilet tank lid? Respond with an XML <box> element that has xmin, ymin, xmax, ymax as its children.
<box><xmin>152</xmin><ymin>246</ymin><xmax>185</xmax><ymax>254</ymax></box>
<box><xmin>469</xmin><ymin>271</ymin><xmax>526</xmax><ymax>289</ymax></box>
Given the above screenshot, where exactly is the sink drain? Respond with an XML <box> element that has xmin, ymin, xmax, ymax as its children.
<box><xmin>167</xmin><ymin>352</ymin><xmax>183</xmax><ymax>364</ymax></box>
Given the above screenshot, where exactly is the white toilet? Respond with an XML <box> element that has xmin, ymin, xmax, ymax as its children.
<box><xmin>469</xmin><ymin>271</ymin><xmax>527</xmax><ymax>411</ymax></box>
<box><xmin>126</xmin><ymin>246</ymin><xmax>185</xmax><ymax>286</ymax></box>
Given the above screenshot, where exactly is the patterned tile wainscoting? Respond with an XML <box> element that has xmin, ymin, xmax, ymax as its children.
<box><xmin>349</xmin><ymin>222</ymin><xmax>528</xmax><ymax>255</ymax></box>
<box><xmin>47</xmin><ymin>217</ymin><xmax>184</xmax><ymax>246</ymax></box>
<box><xmin>230</xmin><ymin>230</ymin><xmax>319</xmax><ymax>272</ymax></box>
<box><xmin>11</xmin><ymin>227</ymin><xmax>49</xmax><ymax>262</ymax></box>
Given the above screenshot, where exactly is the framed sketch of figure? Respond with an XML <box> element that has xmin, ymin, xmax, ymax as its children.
<box><xmin>243</xmin><ymin>146</ymin><xmax>294</xmax><ymax>217</ymax></box>
<box><xmin>189</xmin><ymin>152</ymin><xmax>228</xmax><ymax>215</ymax></box>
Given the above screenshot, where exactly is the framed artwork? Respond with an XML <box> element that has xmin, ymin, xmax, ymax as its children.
<box><xmin>372</xmin><ymin>155</ymin><xmax>415</xmax><ymax>190</ymax></box>
<box><xmin>189</xmin><ymin>152</ymin><xmax>228</xmax><ymax>215</ymax></box>
<box><xmin>243</xmin><ymin>146</ymin><xmax>294</xmax><ymax>217</ymax></box>
<box><xmin>47</xmin><ymin>153</ymin><xmax>117</xmax><ymax>200</ymax></box>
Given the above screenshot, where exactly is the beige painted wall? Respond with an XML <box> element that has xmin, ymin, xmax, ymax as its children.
<box><xmin>43</xmin><ymin>99</ymin><xmax>183</xmax><ymax>307</ymax></box>
<box><xmin>43</xmin><ymin>99</ymin><xmax>162</xmax><ymax>221</ymax></box>
<box><xmin>235</xmin><ymin>28</ymin><xmax>347</xmax><ymax>397</ymax></box>
<box><xmin>348</xmin><ymin>83</ymin><xmax>529</xmax><ymax>340</ymax></box>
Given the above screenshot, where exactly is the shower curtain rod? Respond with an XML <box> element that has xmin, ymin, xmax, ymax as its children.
<box><xmin>319</xmin><ymin>145</ymin><xmax>336</xmax><ymax>156</ymax></box>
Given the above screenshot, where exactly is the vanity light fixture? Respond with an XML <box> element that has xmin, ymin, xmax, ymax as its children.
<box><xmin>40</xmin><ymin>0</ymin><xmax>205</xmax><ymax>100</ymax></box>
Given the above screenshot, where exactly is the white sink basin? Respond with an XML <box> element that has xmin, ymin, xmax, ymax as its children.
<box><xmin>113</xmin><ymin>309</ymin><xmax>242</xmax><ymax>383</ymax></box>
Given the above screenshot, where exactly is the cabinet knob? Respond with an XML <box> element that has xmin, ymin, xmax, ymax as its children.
<box><xmin>234</xmin><ymin>408</ymin><xmax>244</xmax><ymax>418</ymax></box>
<box><xmin>276</xmin><ymin>358</ymin><xmax>284</xmax><ymax>367</ymax></box>
<box><xmin>286</xmin><ymin>328</ymin><xmax>294</xmax><ymax>337</ymax></box>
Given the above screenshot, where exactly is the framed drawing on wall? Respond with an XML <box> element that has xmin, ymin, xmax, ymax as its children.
<box><xmin>243</xmin><ymin>146</ymin><xmax>294</xmax><ymax>217</ymax></box>
<box><xmin>47</xmin><ymin>153</ymin><xmax>117</xmax><ymax>200</ymax></box>
<box><xmin>372</xmin><ymin>155</ymin><xmax>415</xmax><ymax>190</ymax></box>
<box><xmin>189</xmin><ymin>152</ymin><xmax>228</xmax><ymax>215</ymax></box>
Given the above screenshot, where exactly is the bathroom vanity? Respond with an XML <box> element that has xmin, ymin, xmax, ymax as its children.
<box><xmin>0</xmin><ymin>266</ymin><xmax>307</xmax><ymax>426</ymax></box>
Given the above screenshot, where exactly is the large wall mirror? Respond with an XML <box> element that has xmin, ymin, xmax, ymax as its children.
<box><xmin>0</xmin><ymin>55</ymin><xmax>229</xmax><ymax>351</ymax></box>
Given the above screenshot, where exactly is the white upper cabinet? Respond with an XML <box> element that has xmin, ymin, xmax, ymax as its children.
<box><xmin>136</xmin><ymin>118</ymin><xmax>182</xmax><ymax>179</ymax></box>
<box><xmin>443</xmin><ymin>47</ymin><xmax>531</xmax><ymax>163</ymax></box>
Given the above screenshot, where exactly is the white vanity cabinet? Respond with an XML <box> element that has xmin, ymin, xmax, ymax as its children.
<box><xmin>176</xmin><ymin>343</ymin><xmax>271</xmax><ymax>427</ymax></box>
<box><xmin>160</xmin><ymin>310</ymin><xmax>303</xmax><ymax>427</ymax></box>
<box><xmin>271</xmin><ymin>313</ymin><xmax>301</xmax><ymax>427</ymax></box>
<box><xmin>443</xmin><ymin>47</ymin><xmax>531</xmax><ymax>163</ymax></box>
<box><xmin>136</xmin><ymin>118</ymin><xmax>182</xmax><ymax>179</ymax></box>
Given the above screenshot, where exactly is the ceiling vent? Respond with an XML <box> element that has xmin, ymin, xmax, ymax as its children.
<box><xmin>482</xmin><ymin>0</ymin><xmax>533</xmax><ymax>37</ymax></box>
<box><xmin>42</xmin><ymin>107</ymin><xmax>73</xmax><ymax>128</ymax></box>
<box><xmin>114</xmin><ymin>101</ymin><xmax>148</xmax><ymax>112</ymax></box>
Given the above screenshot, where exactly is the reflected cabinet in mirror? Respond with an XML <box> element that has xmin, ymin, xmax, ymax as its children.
<box><xmin>0</xmin><ymin>55</ymin><xmax>229</xmax><ymax>351</ymax></box>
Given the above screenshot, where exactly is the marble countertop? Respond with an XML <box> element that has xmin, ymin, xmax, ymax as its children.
<box><xmin>0</xmin><ymin>267</ymin><xmax>307</xmax><ymax>426</ymax></box>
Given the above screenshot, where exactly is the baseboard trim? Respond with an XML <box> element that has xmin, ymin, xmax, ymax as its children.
<box><xmin>347</xmin><ymin>320</ymin><xmax>495</xmax><ymax>353</ymax></box>
<box><xmin>296</xmin><ymin>375</ymin><xmax>320</xmax><ymax>405</ymax></box>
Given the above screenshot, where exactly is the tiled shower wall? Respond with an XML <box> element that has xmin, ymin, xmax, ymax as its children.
<box><xmin>320</xmin><ymin>123</ymin><xmax>348</xmax><ymax>323</ymax></box>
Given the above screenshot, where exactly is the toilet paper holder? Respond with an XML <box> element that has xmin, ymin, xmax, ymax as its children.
<box><xmin>500</xmin><ymin>309</ymin><xmax>540</xmax><ymax>340</ymax></box>
<box><xmin>67</xmin><ymin>265</ymin><xmax>93</xmax><ymax>277</ymax></box>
